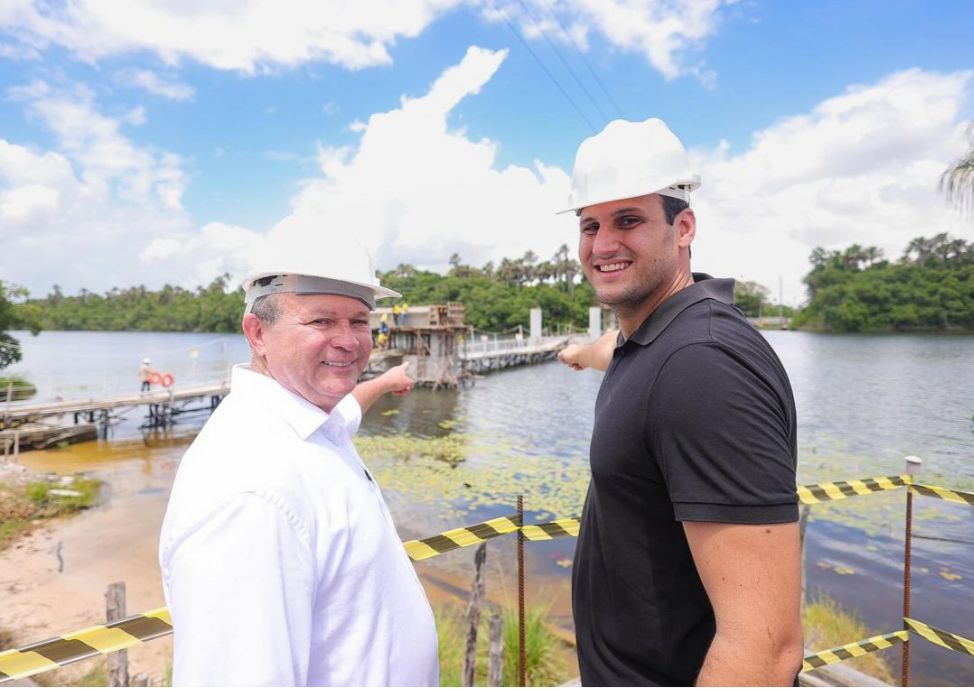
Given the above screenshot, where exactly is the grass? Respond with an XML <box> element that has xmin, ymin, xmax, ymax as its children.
<box><xmin>0</xmin><ymin>375</ymin><xmax>36</xmax><ymax>401</ymax></box>
<box><xmin>436</xmin><ymin>603</ymin><xmax>570</xmax><ymax>686</ymax></box>
<box><xmin>0</xmin><ymin>476</ymin><xmax>103</xmax><ymax>551</ymax></box>
<box><xmin>803</xmin><ymin>593</ymin><xmax>897</xmax><ymax>683</ymax></box>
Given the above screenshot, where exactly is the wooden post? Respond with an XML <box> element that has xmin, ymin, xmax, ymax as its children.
<box><xmin>106</xmin><ymin>582</ymin><xmax>129</xmax><ymax>687</ymax></box>
<box><xmin>12</xmin><ymin>430</ymin><xmax>19</xmax><ymax>462</ymax></box>
<box><xmin>462</xmin><ymin>542</ymin><xmax>488</xmax><ymax>686</ymax></box>
<box><xmin>131</xmin><ymin>673</ymin><xmax>149</xmax><ymax>686</ymax></box>
<box><xmin>6</xmin><ymin>381</ymin><xmax>12</xmax><ymax>405</ymax></box>
<box><xmin>488</xmin><ymin>612</ymin><xmax>503</xmax><ymax>687</ymax></box>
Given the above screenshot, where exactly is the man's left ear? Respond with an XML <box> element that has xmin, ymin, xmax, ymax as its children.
<box><xmin>677</xmin><ymin>209</ymin><xmax>696</xmax><ymax>248</ymax></box>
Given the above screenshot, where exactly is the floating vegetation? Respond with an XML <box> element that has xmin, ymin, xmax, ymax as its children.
<box><xmin>358</xmin><ymin>432</ymin><xmax>590</xmax><ymax>523</ymax></box>
<box><xmin>380</xmin><ymin>409</ymin><xmax>400</xmax><ymax>417</ymax></box>
<box><xmin>816</xmin><ymin>560</ymin><xmax>856</xmax><ymax>576</ymax></box>
<box><xmin>938</xmin><ymin>567</ymin><xmax>962</xmax><ymax>582</ymax></box>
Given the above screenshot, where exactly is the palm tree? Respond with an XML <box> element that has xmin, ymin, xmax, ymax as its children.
<box><xmin>941</xmin><ymin>126</ymin><xmax>974</xmax><ymax>216</ymax></box>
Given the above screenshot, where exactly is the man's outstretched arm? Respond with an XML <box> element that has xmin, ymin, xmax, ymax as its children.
<box><xmin>684</xmin><ymin>520</ymin><xmax>804</xmax><ymax>686</ymax></box>
<box><xmin>557</xmin><ymin>329</ymin><xmax>618</xmax><ymax>372</ymax></box>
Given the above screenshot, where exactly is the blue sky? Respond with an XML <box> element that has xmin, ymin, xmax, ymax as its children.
<box><xmin>1</xmin><ymin>0</ymin><xmax>972</xmax><ymax>306</ymax></box>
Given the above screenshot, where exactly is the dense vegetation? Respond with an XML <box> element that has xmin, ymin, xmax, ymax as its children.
<box><xmin>20</xmin><ymin>246</ymin><xmax>600</xmax><ymax>334</ymax></box>
<box><xmin>23</xmin><ymin>275</ymin><xmax>244</xmax><ymax>333</ymax></box>
<box><xmin>12</xmin><ymin>234</ymin><xmax>972</xmax><ymax>335</ymax></box>
<box><xmin>792</xmin><ymin>233</ymin><xmax>974</xmax><ymax>332</ymax></box>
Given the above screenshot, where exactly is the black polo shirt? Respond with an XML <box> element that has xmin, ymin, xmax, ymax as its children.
<box><xmin>572</xmin><ymin>274</ymin><xmax>798</xmax><ymax>687</ymax></box>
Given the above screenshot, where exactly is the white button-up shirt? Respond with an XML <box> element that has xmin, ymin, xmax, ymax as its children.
<box><xmin>159</xmin><ymin>364</ymin><xmax>438</xmax><ymax>686</ymax></box>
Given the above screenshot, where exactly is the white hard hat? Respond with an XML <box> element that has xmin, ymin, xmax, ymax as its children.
<box><xmin>241</xmin><ymin>240</ymin><xmax>400</xmax><ymax>312</ymax></box>
<box><xmin>143</xmin><ymin>357</ymin><xmax>151</xmax><ymax>364</ymax></box>
<box><xmin>558</xmin><ymin>117</ymin><xmax>701</xmax><ymax>215</ymax></box>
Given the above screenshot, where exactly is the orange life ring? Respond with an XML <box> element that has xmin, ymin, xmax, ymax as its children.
<box><xmin>161</xmin><ymin>373</ymin><xmax>174</xmax><ymax>388</ymax></box>
<box><xmin>148</xmin><ymin>372</ymin><xmax>162</xmax><ymax>385</ymax></box>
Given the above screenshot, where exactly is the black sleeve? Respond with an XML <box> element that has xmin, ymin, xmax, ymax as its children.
<box><xmin>647</xmin><ymin>342</ymin><xmax>798</xmax><ymax>524</ymax></box>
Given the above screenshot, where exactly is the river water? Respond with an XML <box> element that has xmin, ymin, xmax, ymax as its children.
<box><xmin>4</xmin><ymin>329</ymin><xmax>973</xmax><ymax>685</ymax></box>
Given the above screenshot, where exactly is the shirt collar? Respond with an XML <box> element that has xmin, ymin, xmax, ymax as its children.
<box><xmin>230</xmin><ymin>364</ymin><xmax>349</xmax><ymax>440</ymax></box>
<box><xmin>624</xmin><ymin>273</ymin><xmax>736</xmax><ymax>347</ymax></box>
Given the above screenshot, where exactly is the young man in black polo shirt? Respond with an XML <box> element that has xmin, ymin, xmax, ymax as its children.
<box><xmin>558</xmin><ymin>118</ymin><xmax>803</xmax><ymax>686</ymax></box>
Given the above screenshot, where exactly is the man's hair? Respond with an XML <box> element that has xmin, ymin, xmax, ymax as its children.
<box><xmin>661</xmin><ymin>196</ymin><xmax>689</xmax><ymax>225</ymax></box>
<box><xmin>251</xmin><ymin>293</ymin><xmax>282</xmax><ymax>325</ymax></box>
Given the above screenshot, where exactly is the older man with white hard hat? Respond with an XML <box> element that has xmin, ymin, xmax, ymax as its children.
<box><xmin>159</xmin><ymin>243</ymin><xmax>438</xmax><ymax>686</ymax></box>
<box><xmin>558</xmin><ymin>118</ymin><xmax>803</xmax><ymax>685</ymax></box>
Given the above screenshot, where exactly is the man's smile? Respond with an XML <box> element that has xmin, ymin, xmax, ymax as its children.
<box><xmin>595</xmin><ymin>261</ymin><xmax>632</xmax><ymax>274</ymax></box>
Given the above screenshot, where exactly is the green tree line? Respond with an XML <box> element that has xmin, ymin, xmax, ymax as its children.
<box><xmin>23</xmin><ymin>275</ymin><xmax>244</xmax><ymax>333</ymax></box>
<box><xmin>792</xmin><ymin>233</ymin><xmax>974</xmax><ymax>332</ymax></box>
<box><xmin>12</xmin><ymin>234</ymin><xmax>972</xmax><ymax>338</ymax></box>
<box><xmin>16</xmin><ymin>245</ymin><xmax>596</xmax><ymax>335</ymax></box>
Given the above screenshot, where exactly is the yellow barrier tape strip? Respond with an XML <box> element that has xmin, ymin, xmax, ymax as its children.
<box><xmin>521</xmin><ymin>518</ymin><xmax>580</xmax><ymax>541</ymax></box>
<box><xmin>403</xmin><ymin>514</ymin><xmax>521</xmax><ymax>562</ymax></box>
<box><xmin>911</xmin><ymin>483</ymin><xmax>974</xmax><ymax>507</ymax></box>
<box><xmin>0</xmin><ymin>610</ymin><xmax>174</xmax><ymax>683</ymax></box>
<box><xmin>905</xmin><ymin>618</ymin><xmax>974</xmax><ymax>657</ymax></box>
<box><xmin>797</xmin><ymin>474</ymin><xmax>911</xmax><ymax>505</ymax></box>
<box><xmin>801</xmin><ymin>630</ymin><xmax>908</xmax><ymax>672</ymax></box>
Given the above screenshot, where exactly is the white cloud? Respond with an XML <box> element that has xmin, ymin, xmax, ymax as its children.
<box><xmin>689</xmin><ymin>68</ymin><xmax>974</xmax><ymax>306</ymax></box>
<box><xmin>2</xmin><ymin>1</ymin><xmax>729</xmax><ymax>83</ymax></box>
<box><xmin>484</xmin><ymin>0</ymin><xmax>729</xmax><ymax>83</ymax></box>
<box><xmin>8</xmin><ymin>81</ymin><xmax>187</xmax><ymax>210</ymax></box>
<box><xmin>0</xmin><ymin>0</ymin><xmax>465</xmax><ymax>73</ymax></box>
<box><xmin>0</xmin><ymin>85</ymin><xmax>194</xmax><ymax>294</ymax></box>
<box><xmin>120</xmin><ymin>69</ymin><xmax>195</xmax><ymax>101</ymax></box>
<box><xmin>143</xmin><ymin>45</ymin><xmax>576</xmax><ymax>285</ymax></box>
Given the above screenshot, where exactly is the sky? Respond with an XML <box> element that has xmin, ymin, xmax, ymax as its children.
<box><xmin>1</xmin><ymin>0</ymin><xmax>972</xmax><ymax>307</ymax></box>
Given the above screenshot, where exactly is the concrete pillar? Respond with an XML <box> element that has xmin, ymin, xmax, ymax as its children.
<box><xmin>529</xmin><ymin>308</ymin><xmax>542</xmax><ymax>345</ymax></box>
<box><xmin>589</xmin><ymin>307</ymin><xmax>602</xmax><ymax>340</ymax></box>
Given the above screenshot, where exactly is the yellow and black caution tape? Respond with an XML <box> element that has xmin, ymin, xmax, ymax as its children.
<box><xmin>403</xmin><ymin>514</ymin><xmax>521</xmax><ymax>561</ymax></box>
<box><xmin>797</xmin><ymin>474</ymin><xmax>911</xmax><ymax>505</ymax></box>
<box><xmin>521</xmin><ymin>518</ymin><xmax>580</xmax><ymax>541</ymax></box>
<box><xmin>906</xmin><ymin>618</ymin><xmax>974</xmax><ymax>658</ymax></box>
<box><xmin>911</xmin><ymin>483</ymin><xmax>974</xmax><ymax>507</ymax></box>
<box><xmin>403</xmin><ymin>515</ymin><xmax>583</xmax><ymax>561</ymax></box>
<box><xmin>801</xmin><ymin>629</ymin><xmax>908</xmax><ymax>672</ymax></box>
<box><xmin>0</xmin><ymin>609</ymin><xmax>172</xmax><ymax>683</ymax></box>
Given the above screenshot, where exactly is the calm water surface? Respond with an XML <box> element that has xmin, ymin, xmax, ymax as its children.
<box><xmin>6</xmin><ymin>330</ymin><xmax>974</xmax><ymax>685</ymax></box>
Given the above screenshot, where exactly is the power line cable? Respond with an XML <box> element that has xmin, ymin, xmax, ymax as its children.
<box><xmin>537</xmin><ymin>0</ymin><xmax>626</xmax><ymax>119</ymax></box>
<box><xmin>488</xmin><ymin>0</ymin><xmax>599</xmax><ymax>133</ymax></box>
<box><xmin>514</xmin><ymin>0</ymin><xmax>611</xmax><ymax>125</ymax></box>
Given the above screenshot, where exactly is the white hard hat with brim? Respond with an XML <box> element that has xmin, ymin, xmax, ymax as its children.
<box><xmin>241</xmin><ymin>240</ymin><xmax>399</xmax><ymax>312</ymax></box>
<box><xmin>558</xmin><ymin>118</ymin><xmax>701</xmax><ymax>215</ymax></box>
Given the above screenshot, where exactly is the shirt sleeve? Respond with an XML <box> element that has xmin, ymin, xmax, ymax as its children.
<box><xmin>165</xmin><ymin>491</ymin><xmax>316</xmax><ymax>686</ymax></box>
<box><xmin>648</xmin><ymin>343</ymin><xmax>798</xmax><ymax>524</ymax></box>
<box><xmin>334</xmin><ymin>393</ymin><xmax>363</xmax><ymax>436</ymax></box>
